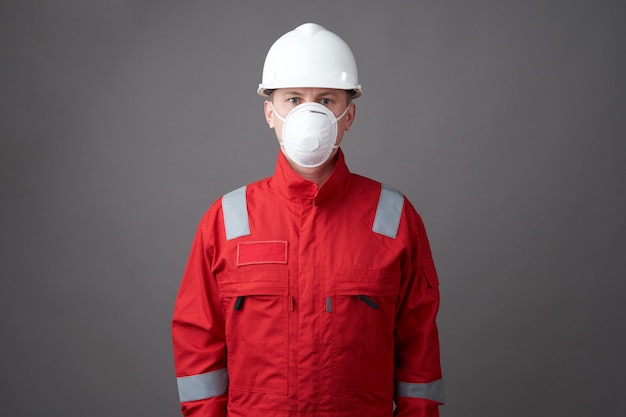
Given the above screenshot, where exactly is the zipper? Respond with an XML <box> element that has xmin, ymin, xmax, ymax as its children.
<box><xmin>235</xmin><ymin>295</ymin><xmax>295</xmax><ymax>311</ymax></box>
<box><xmin>357</xmin><ymin>295</ymin><xmax>379</xmax><ymax>309</ymax></box>
<box><xmin>234</xmin><ymin>296</ymin><xmax>244</xmax><ymax>311</ymax></box>
<box><xmin>325</xmin><ymin>295</ymin><xmax>379</xmax><ymax>311</ymax></box>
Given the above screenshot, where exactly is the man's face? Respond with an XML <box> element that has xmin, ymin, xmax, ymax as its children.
<box><xmin>263</xmin><ymin>87</ymin><xmax>356</xmax><ymax>150</ymax></box>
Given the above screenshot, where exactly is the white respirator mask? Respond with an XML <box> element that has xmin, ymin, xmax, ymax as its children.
<box><xmin>272</xmin><ymin>102</ymin><xmax>350</xmax><ymax>168</ymax></box>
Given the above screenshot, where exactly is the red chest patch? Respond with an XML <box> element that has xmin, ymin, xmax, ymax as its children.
<box><xmin>237</xmin><ymin>241</ymin><xmax>288</xmax><ymax>266</ymax></box>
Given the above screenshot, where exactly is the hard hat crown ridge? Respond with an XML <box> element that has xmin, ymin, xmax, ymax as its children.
<box><xmin>258</xmin><ymin>23</ymin><xmax>362</xmax><ymax>98</ymax></box>
<box><xmin>296</xmin><ymin>22</ymin><xmax>324</xmax><ymax>37</ymax></box>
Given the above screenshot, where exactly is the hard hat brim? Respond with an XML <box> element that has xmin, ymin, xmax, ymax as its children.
<box><xmin>257</xmin><ymin>85</ymin><xmax>362</xmax><ymax>98</ymax></box>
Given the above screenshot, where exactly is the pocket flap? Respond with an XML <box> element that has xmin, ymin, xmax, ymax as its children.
<box><xmin>333</xmin><ymin>270</ymin><xmax>399</xmax><ymax>296</ymax></box>
<box><xmin>218</xmin><ymin>270</ymin><xmax>288</xmax><ymax>297</ymax></box>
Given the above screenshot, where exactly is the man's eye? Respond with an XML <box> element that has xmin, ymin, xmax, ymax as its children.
<box><xmin>288</xmin><ymin>98</ymin><xmax>299</xmax><ymax>104</ymax></box>
<box><xmin>320</xmin><ymin>98</ymin><xmax>331</xmax><ymax>105</ymax></box>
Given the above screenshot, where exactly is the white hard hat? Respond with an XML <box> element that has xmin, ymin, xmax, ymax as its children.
<box><xmin>258</xmin><ymin>23</ymin><xmax>362</xmax><ymax>98</ymax></box>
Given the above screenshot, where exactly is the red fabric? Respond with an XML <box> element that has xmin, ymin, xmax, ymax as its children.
<box><xmin>172</xmin><ymin>149</ymin><xmax>443</xmax><ymax>417</ymax></box>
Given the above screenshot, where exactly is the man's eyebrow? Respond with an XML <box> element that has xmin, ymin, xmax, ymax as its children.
<box><xmin>315</xmin><ymin>91</ymin><xmax>340</xmax><ymax>99</ymax></box>
<box><xmin>280</xmin><ymin>90</ymin><xmax>305</xmax><ymax>97</ymax></box>
<box><xmin>277</xmin><ymin>90</ymin><xmax>341</xmax><ymax>99</ymax></box>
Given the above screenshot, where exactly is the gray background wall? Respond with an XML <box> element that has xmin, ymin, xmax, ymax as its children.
<box><xmin>1</xmin><ymin>1</ymin><xmax>624</xmax><ymax>416</ymax></box>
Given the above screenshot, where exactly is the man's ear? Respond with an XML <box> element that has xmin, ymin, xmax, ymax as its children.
<box><xmin>263</xmin><ymin>100</ymin><xmax>275</xmax><ymax>129</ymax></box>
<box><xmin>344</xmin><ymin>103</ymin><xmax>356</xmax><ymax>131</ymax></box>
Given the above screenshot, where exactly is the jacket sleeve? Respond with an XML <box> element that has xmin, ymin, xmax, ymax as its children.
<box><xmin>172</xmin><ymin>226</ymin><xmax>228</xmax><ymax>416</ymax></box>
<box><xmin>394</xmin><ymin>210</ymin><xmax>444</xmax><ymax>417</ymax></box>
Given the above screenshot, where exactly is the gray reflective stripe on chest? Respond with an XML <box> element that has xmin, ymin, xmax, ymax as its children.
<box><xmin>222</xmin><ymin>186</ymin><xmax>250</xmax><ymax>240</ymax></box>
<box><xmin>372</xmin><ymin>183</ymin><xmax>404</xmax><ymax>238</ymax></box>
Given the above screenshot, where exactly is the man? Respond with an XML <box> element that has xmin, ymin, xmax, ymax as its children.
<box><xmin>172</xmin><ymin>23</ymin><xmax>444</xmax><ymax>417</ymax></box>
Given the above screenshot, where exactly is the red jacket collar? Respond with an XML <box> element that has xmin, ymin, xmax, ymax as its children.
<box><xmin>270</xmin><ymin>148</ymin><xmax>351</xmax><ymax>205</ymax></box>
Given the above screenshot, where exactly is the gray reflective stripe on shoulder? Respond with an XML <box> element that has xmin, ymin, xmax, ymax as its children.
<box><xmin>222</xmin><ymin>186</ymin><xmax>250</xmax><ymax>241</ymax></box>
<box><xmin>177</xmin><ymin>368</ymin><xmax>229</xmax><ymax>402</ymax></box>
<box><xmin>372</xmin><ymin>183</ymin><xmax>404</xmax><ymax>238</ymax></box>
<box><xmin>396</xmin><ymin>379</ymin><xmax>445</xmax><ymax>403</ymax></box>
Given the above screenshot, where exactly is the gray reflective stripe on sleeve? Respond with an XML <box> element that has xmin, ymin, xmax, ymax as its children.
<box><xmin>396</xmin><ymin>379</ymin><xmax>445</xmax><ymax>403</ymax></box>
<box><xmin>177</xmin><ymin>368</ymin><xmax>229</xmax><ymax>402</ymax></box>
<box><xmin>222</xmin><ymin>186</ymin><xmax>250</xmax><ymax>240</ymax></box>
<box><xmin>372</xmin><ymin>183</ymin><xmax>404</xmax><ymax>238</ymax></box>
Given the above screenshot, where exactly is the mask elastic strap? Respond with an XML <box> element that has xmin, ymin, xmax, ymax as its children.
<box><xmin>270</xmin><ymin>102</ymin><xmax>287</xmax><ymax>123</ymax></box>
<box><xmin>331</xmin><ymin>105</ymin><xmax>350</xmax><ymax>149</ymax></box>
<box><xmin>335</xmin><ymin>104</ymin><xmax>351</xmax><ymax>121</ymax></box>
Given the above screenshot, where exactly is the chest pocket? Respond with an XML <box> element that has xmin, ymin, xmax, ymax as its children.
<box><xmin>217</xmin><ymin>270</ymin><xmax>289</xmax><ymax>395</ymax></box>
<box><xmin>325</xmin><ymin>270</ymin><xmax>399</xmax><ymax>395</ymax></box>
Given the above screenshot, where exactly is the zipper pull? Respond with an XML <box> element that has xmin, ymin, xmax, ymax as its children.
<box><xmin>288</xmin><ymin>295</ymin><xmax>295</xmax><ymax>312</ymax></box>
<box><xmin>326</xmin><ymin>297</ymin><xmax>332</xmax><ymax>313</ymax></box>
<box><xmin>234</xmin><ymin>296</ymin><xmax>244</xmax><ymax>311</ymax></box>
<box><xmin>358</xmin><ymin>295</ymin><xmax>379</xmax><ymax>309</ymax></box>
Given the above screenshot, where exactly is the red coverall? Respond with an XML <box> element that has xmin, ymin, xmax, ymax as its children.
<box><xmin>172</xmin><ymin>149</ymin><xmax>444</xmax><ymax>417</ymax></box>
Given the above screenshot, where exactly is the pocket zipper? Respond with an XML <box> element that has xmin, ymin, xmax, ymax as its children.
<box><xmin>235</xmin><ymin>295</ymin><xmax>294</xmax><ymax>311</ymax></box>
<box><xmin>357</xmin><ymin>295</ymin><xmax>379</xmax><ymax>309</ymax></box>
<box><xmin>326</xmin><ymin>295</ymin><xmax>379</xmax><ymax>311</ymax></box>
